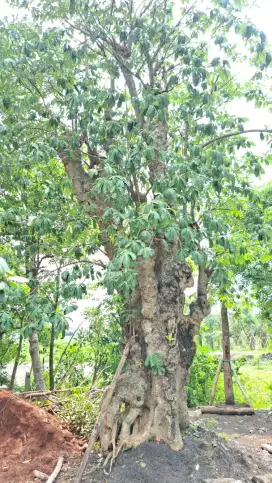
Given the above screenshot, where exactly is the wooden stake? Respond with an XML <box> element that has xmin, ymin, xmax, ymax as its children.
<box><xmin>230</xmin><ymin>361</ymin><xmax>252</xmax><ymax>408</ymax></box>
<box><xmin>209</xmin><ymin>358</ymin><xmax>223</xmax><ymax>406</ymax></box>
<box><xmin>46</xmin><ymin>456</ymin><xmax>64</xmax><ymax>483</ymax></box>
<box><xmin>221</xmin><ymin>302</ymin><xmax>235</xmax><ymax>405</ymax></box>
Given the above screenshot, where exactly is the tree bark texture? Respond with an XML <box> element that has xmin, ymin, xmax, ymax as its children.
<box><xmin>220</xmin><ymin>302</ymin><xmax>235</xmax><ymax>406</ymax></box>
<box><xmin>9</xmin><ymin>332</ymin><xmax>23</xmax><ymax>389</ymax></box>
<box><xmin>29</xmin><ymin>328</ymin><xmax>46</xmax><ymax>391</ymax></box>
<box><xmin>98</xmin><ymin>244</ymin><xmax>211</xmax><ymax>452</ymax></box>
<box><xmin>25</xmin><ymin>371</ymin><xmax>31</xmax><ymax>391</ymax></box>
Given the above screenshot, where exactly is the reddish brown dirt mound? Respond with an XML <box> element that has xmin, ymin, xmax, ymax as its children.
<box><xmin>0</xmin><ymin>390</ymin><xmax>84</xmax><ymax>483</ymax></box>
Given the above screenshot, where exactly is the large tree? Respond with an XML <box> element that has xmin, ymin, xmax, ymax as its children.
<box><xmin>1</xmin><ymin>0</ymin><xmax>272</xmax><ymax>450</ymax></box>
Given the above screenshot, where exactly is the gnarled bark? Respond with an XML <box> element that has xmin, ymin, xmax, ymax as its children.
<box><xmin>99</xmin><ymin>242</ymin><xmax>211</xmax><ymax>452</ymax></box>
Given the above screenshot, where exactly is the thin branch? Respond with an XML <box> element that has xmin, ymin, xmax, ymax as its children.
<box><xmin>202</xmin><ymin>129</ymin><xmax>272</xmax><ymax>149</ymax></box>
<box><xmin>138</xmin><ymin>0</ymin><xmax>154</xmax><ymax>17</ymax></box>
<box><xmin>177</xmin><ymin>0</ymin><xmax>198</xmax><ymax>26</ymax></box>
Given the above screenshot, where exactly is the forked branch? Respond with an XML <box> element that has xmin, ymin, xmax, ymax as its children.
<box><xmin>202</xmin><ymin>129</ymin><xmax>272</xmax><ymax>149</ymax></box>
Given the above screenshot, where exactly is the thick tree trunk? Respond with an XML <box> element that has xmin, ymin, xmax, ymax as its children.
<box><xmin>59</xmin><ymin>127</ymin><xmax>211</xmax><ymax>451</ymax></box>
<box><xmin>29</xmin><ymin>328</ymin><xmax>46</xmax><ymax>391</ymax></box>
<box><xmin>9</xmin><ymin>332</ymin><xmax>23</xmax><ymax>389</ymax></box>
<box><xmin>49</xmin><ymin>324</ymin><xmax>55</xmax><ymax>390</ymax></box>
<box><xmin>220</xmin><ymin>302</ymin><xmax>235</xmax><ymax>406</ymax></box>
<box><xmin>99</xmin><ymin>243</ymin><xmax>211</xmax><ymax>452</ymax></box>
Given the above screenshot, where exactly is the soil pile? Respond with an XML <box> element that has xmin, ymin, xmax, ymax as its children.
<box><xmin>0</xmin><ymin>390</ymin><xmax>84</xmax><ymax>483</ymax></box>
<box><xmin>96</xmin><ymin>430</ymin><xmax>272</xmax><ymax>483</ymax></box>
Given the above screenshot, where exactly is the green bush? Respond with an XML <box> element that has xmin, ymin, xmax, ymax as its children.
<box><xmin>58</xmin><ymin>389</ymin><xmax>101</xmax><ymax>438</ymax></box>
<box><xmin>186</xmin><ymin>346</ymin><xmax>247</xmax><ymax>407</ymax></box>
<box><xmin>186</xmin><ymin>346</ymin><xmax>218</xmax><ymax>407</ymax></box>
<box><xmin>0</xmin><ymin>363</ymin><xmax>9</xmax><ymax>385</ymax></box>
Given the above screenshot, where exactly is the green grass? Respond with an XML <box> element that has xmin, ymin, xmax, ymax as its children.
<box><xmin>214</xmin><ymin>358</ymin><xmax>272</xmax><ymax>409</ymax></box>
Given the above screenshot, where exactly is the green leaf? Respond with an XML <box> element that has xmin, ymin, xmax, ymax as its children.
<box><xmin>168</xmin><ymin>75</ymin><xmax>179</xmax><ymax>89</ymax></box>
<box><xmin>266</xmin><ymin>53</ymin><xmax>272</xmax><ymax>65</ymax></box>
<box><xmin>260</xmin><ymin>31</ymin><xmax>266</xmax><ymax>43</ymax></box>
<box><xmin>144</xmin><ymin>352</ymin><xmax>166</xmax><ymax>375</ymax></box>
<box><xmin>165</xmin><ymin>225</ymin><xmax>179</xmax><ymax>241</ymax></box>
<box><xmin>64</xmin><ymin>304</ymin><xmax>78</xmax><ymax>314</ymax></box>
<box><xmin>146</xmin><ymin>105</ymin><xmax>156</xmax><ymax>118</ymax></box>
<box><xmin>2</xmin><ymin>97</ymin><xmax>11</xmax><ymax>109</ymax></box>
<box><xmin>61</xmin><ymin>271</ymin><xmax>70</xmax><ymax>282</ymax></box>
<box><xmin>0</xmin><ymin>258</ymin><xmax>10</xmax><ymax>277</ymax></box>
<box><xmin>214</xmin><ymin>36</ymin><xmax>224</xmax><ymax>45</ymax></box>
<box><xmin>181</xmin><ymin>227</ymin><xmax>194</xmax><ymax>245</ymax></box>
<box><xmin>144</xmin><ymin>147</ymin><xmax>154</xmax><ymax>160</ymax></box>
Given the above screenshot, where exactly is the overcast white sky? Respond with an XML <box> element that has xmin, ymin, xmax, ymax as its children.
<box><xmin>1</xmin><ymin>0</ymin><xmax>272</xmax><ymax>184</ymax></box>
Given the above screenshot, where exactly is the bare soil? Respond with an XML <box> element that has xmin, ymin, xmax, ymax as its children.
<box><xmin>0</xmin><ymin>390</ymin><xmax>84</xmax><ymax>483</ymax></box>
<box><xmin>0</xmin><ymin>389</ymin><xmax>271</xmax><ymax>483</ymax></box>
<box><xmin>58</xmin><ymin>410</ymin><xmax>272</xmax><ymax>483</ymax></box>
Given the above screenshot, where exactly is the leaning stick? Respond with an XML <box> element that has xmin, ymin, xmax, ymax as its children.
<box><xmin>74</xmin><ymin>340</ymin><xmax>131</xmax><ymax>483</ymax></box>
<box><xmin>46</xmin><ymin>456</ymin><xmax>64</xmax><ymax>483</ymax></box>
<box><xmin>230</xmin><ymin>361</ymin><xmax>253</xmax><ymax>408</ymax></box>
<box><xmin>209</xmin><ymin>358</ymin><xmax>223</xmax><ymax>406</ymax></box>
<box><xmin>21</xmin><ymin>388</ymin><xmax>80</xmax><ymax>398</ymax></box>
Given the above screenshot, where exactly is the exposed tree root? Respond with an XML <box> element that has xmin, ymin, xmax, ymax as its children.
<box><xmin>108</xmin><ymin>381</ymin><xmax>156</xmax><ymax>470</ymax></box>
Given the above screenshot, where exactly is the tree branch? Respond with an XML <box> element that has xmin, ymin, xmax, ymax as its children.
<box><xmin>189</xmin><ymin>265</ymin><xmax>212</xmax><ymax>323</ymax></box>
<box><xmin>202</xmin><ymin>129</ymin><xmax>272</xmax><ymax>149</ymax></box>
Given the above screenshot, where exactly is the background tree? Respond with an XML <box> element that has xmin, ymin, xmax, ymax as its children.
<box><xmin>0</xmin><ymin>154</ymin><xmax>99</xmax><ymax>389</ymax></box>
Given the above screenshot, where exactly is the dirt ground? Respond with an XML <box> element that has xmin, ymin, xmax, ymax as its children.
<box><xmin>0</xmin><ymin>389</ymin><xmax>271</xmax><ymax>483</ymax></box>
<box><xmin>0</xmin><ymin>390</ymin><xmax>84</xmax><ymax>483</ymax></box>
<box><xmin>58</xmin><ymin>410</ymin><xmax>272</xmax><ymax>483</ymax></box>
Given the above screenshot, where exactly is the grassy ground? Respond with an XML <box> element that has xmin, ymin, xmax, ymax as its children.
<box><xmin>214</xmin><ymin>357</ymin><xmax>272</xmax><ymax>409</ymax></box>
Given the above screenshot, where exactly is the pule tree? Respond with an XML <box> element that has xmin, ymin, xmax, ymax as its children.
<box><xmin>2</xmin><ymin>0</ymin><xmax>272</xmax><ymax>451</ymax></box>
